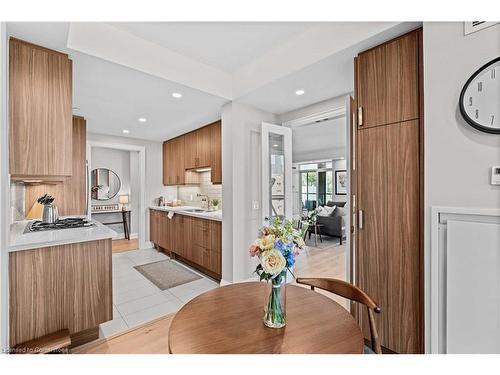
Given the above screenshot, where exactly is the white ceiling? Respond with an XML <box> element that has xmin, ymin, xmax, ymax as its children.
<box><xmin>7</xmin><ymin>22</ymin><xmax>228</xmax><ymax>140</ymax></box>
<box><xmin>109</xmin><ymin>22</ymin><xmax>316</xmax><ymax>73</ymax></box>
<box><xmin>6</xmin><ymin>21</ymin><xmax>421</xmax><ymax>141</ymax></box>
<box><xmin>238</xmin><ymin>22</ymin><xmax>422</xmax><ymax>114</ymax></box>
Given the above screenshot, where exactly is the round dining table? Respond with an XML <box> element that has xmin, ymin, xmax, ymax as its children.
<box><xmin>168</xmin><ymin>282</ymin><xmax>364</xmax><ymax>354</ymax></box>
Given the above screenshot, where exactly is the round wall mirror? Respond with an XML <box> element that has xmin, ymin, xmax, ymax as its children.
<box><xmin>91</xmin><ymin>168</ymin><xmax>121</xmax><ymax>200</ymax></box>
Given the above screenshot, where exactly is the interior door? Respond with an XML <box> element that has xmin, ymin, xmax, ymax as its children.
<box><xmin>261</xmin><ymin>122</ymin><xmax>292</xmax><ymax>224</ymax></box>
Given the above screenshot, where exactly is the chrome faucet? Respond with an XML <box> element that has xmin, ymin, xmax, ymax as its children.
<box><xmin>197</xmin><ymin>194</ymin><xmax>211</xmax><ymax>210</ymax></box>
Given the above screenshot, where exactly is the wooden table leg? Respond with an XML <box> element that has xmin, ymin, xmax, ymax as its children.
<box><xmin>317</xmin><ymin>225</ymin><xmax>323</xmax><ymax>243</ymax></box>
<box><xmin>314</xmin><ymin>225</ymin><xmax>318</xmax><ymax>247</ymax></box>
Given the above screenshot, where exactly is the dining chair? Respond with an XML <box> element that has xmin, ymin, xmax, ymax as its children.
<box><xmin>296</xmin><ymin>277</ymin><xmax>382</xmax><ymax>354</ymax></box>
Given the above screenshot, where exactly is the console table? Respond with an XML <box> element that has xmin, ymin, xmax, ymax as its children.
<box><xmin>91</xmin><ymin>210</ymin><xmax>131</xmax><ymax>240</ymax></box>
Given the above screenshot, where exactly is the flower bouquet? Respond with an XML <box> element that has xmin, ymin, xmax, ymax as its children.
<box><xmin>249</xmin><ymin>218</ymin><xmax>306</xmax><ymax>328</ymax></box>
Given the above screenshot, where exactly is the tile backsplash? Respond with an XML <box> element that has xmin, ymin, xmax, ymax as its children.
<box><xmin>177</xmin><ymin>171</ymin><xmax>222</xmax><ymax>209</ymax></box>
<box><xmin>10</xmin><ymin>182</ymin><xmax>25</xmax><ymax>222</ymax></box>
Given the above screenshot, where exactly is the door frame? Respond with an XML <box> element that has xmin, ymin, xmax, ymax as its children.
<box><xmin>261</xmin><ymin>122</ymin><xmax>293</xmax><ymax>223</ymax></box>
<box><xmin>281</xmin><ymin>102</ymin><xmax>351</xmax><ymax>285</ymax></box>
<box><xmin>86</xmin><ymin>141</ymin><xmax>147</xmax><ymax>249</ymax></box>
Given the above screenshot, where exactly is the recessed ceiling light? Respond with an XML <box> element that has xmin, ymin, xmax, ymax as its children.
<box><xmin>273</xmin><ymin>144</ymin><xmax>279</xmax><ymax>147</ymax></box>
<box><xmin>122</xmin><ymin>129</ymin><xmax>130</xmax><ymax>134</ymax></box>
<box><xmin>138</xmin><ymin>117</ymin><xmax>147</xmax><ymax>123</ymax></box>
<box><xmin>295</xmin><ymin>89</ymin><xmax>305</xmax><ymax>96</ymax></box>
<box><xmin>172</xmin><ymin>92</ymin><xmax>183</xmax><ymax>99</ymax></box>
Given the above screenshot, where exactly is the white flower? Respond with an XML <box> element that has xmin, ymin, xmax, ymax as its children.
<box><xmin>261</xmin><ymin>249</ymin><xmax>286</xmax><ymax>276</ymax></box>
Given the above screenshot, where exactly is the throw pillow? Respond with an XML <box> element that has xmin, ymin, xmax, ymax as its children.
<box><xmin>318</xmin><ymin>205</ymin><xmax>336</xmax><ymax>217</ymax></box>
<box><xmin>333</xmin><ymin>206</ymin><xmax>346</xmax><ymax>217</ymax></box>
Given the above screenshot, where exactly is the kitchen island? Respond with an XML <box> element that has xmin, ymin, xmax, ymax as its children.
<box><xmin>8</xmin><ymin>219</ymin><xmax>116</xmax><ymax>350</ymax></box>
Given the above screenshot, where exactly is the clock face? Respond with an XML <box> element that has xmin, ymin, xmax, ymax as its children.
<box><xmin>459</xmin><ymin>56</ymin><xmax>500</xmax><ymax>134</ymax></box>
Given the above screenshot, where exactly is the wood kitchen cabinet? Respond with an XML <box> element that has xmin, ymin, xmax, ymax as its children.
<box><xmin>9</xmin><ymin>239</ymin><xmax>112</xmax><ymax>348</ymax></box>
<box><xmin>163</xmin><ymin>120</ymin><xmax>222</xmax><ymax>186</ymax></box>
<box><xmin>356</xmin><ymin>32</ymin><xmax>418</xmax><ymax>128</ymax></box>
<box><xmin>184</xmin><ymin>124</ymin><xmax>211</xmax><ymax>169</ymax></box>
<box><xmin>149</xmin><ymin>209</ymin><xmax>222</xmax><ymax>279</ymax></box>
<box><xmin>354</xmin><ymin>29</ymin><xmax>423</xmax><ymax>353</ymax></box>
<box><xmin>24</xmin><ymin>116</ymin><xmax>87</xmax><ymax>216</ymax></box>
<box><xmin>209</xmin><ymin>121</ymin><xmax>222</xmax><ymax>184</ymax></box>
<box><xmin>9</xmin><ymin>38</ymin><xmax>73</xmax><ymax>179</ymax></box>
<box><xmin>163</xmin><ymin>136</ymin><xmax>186</xmax><ymax>186</ymax></box>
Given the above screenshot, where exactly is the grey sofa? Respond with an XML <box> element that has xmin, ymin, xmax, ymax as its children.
<box><xmin>315</xmin><ymin>201</ymin><xmax>346</xmax><ymax>244</ymax></box>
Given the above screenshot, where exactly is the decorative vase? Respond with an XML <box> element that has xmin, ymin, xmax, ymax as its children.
<box><xmin>263</xmin><ymin>270</ymin><xmax>287</xmax><ymax>328</ymax></box>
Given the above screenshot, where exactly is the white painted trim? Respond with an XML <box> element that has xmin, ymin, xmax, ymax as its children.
<box><xmin>87</xmin><ymin>141</ymin><xmax>147</xmax><ymax>250</ymax></box>
<box><xmin>261</xmin><ymin>122</ymin><xmax>293</xmax><ymax>223</ymax></box>
<box><xmin>282</xmin><ymin>106</ymin><xmax>346</xmax><ymax>128</ymax></box>
<box><xmin>429</xmin><ymin>206</ymin><xmax>500</xmax><ymax>353</ymax></box>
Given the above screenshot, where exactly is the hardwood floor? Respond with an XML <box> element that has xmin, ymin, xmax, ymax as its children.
<box><xmin>293</xmin><ymin>241</ymin><xmax>348</xmax><ymax>308</ymax></box>
<box><xmin>72</xmin><ymin>315</ymin><xmax>174</xmax><ymax>354</ymax></box>
<box><xmin>74</xmin><ymin>241</ymin><xmax>348</xmax><ymax>354</ymax></box>
<box><xmin>112</xmin><ymin>239</ymin><xmax>139</xmax><ymax>253</ymax></box>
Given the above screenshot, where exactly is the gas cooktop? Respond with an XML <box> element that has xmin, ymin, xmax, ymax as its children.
<box><xmin>24</xmin><ymin>217</ymin><xmax>95</xmax><ymax>233</ymax></box>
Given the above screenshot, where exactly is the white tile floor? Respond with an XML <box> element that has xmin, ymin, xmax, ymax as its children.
<box><xmin>99</xmin><ymin>248</ymin><xmax>219</xmax><ymax>338</ymax></box>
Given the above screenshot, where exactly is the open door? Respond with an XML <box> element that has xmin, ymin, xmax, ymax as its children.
<box><xmin>261</xmin><ymin>122</ymin><xmax>292</xmax><ymax>225</ymax></box>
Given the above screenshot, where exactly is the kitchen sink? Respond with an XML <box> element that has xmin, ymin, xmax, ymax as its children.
<box><xmin>183</xmin><ymin>208</ymin><xmax>208</xmax><ymax>213</ymax></box>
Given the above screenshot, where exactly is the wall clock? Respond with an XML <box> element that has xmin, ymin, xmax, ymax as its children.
<box><xmin>459</xmin><ymin>56</ymin><xmax>500</xmax><ymax>134</ymax></box>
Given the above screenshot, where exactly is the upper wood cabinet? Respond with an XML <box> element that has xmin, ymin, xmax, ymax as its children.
<box><xmin>24</xmin><ymin>116</ymin><xmax>87</xmax><ymax>216</ymax></box>
<box><xmin>356</xmin><ymin>32</ymin><xmax>418</xmax><ymax>128</ymax></box>
<box><xmin>163</xmin><ymin>120</ymin><xmax>222</xmax><ymax>186</ymax></box>
<box><xmin>163</xmin><ymin>136</ymin><xmax>186</xmax><ymax>186</ymax></box>
<box><xmin>184</xmin><ymin>124</ymin><xmax>212</xmax><ymax>169</ymax></box>
<box><xmin>9</xmin><ymin>38</ymin><xmax>73</xmax><ymax>179</ymax></box>
<box><xmin>210</xmin><ymin>121</ymin><xmax>222</xmax><ymax>184</ymax></box>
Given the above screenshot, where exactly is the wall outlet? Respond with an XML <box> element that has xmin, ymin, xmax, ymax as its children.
<box><xmin>252</xmin><ymin>201</ymin><xmax>260</xmax><ymax>210</ymax></box>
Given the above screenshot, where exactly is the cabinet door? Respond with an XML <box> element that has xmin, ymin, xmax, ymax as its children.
<box><xmin>357</xmin><ymin>44</ymin><xmax>387</xmax><ymax>128</ymax></box>
<box><xmin>9</xmin><ymin>38</ymin><xmax>72</xmax><ymax>177</ymax></box>
<box><xmin>23</xmin><ymin>116</ymin><xmax>86</xmax><ymax>216</ymax></box>
<box><xmin>180</xmin><ymin>216</ymin><xmax>194</xmax><ymax>260</ymax></box>
<box><xmin>174</xmin><ymin>136</ymin><xmax>185</xmax><ymax>185</ymax></box>
<box><xmin>210</xmin><ymin>121</ymin><xmax>222</xmax><ymax>184</ymax></box>
<box><xmin>184</xmin><ymin>131</ymin><xmax>198</xmax><ymax>169</ymax></box>
<box><xmin>149</xmin><ymin>210</ymin><xmax>159</xmax><ymax>245</ymax></box>
<box><xmin>386</xmin><ymin>120</ymin><xmax>421</xmax><ymax>353</ymax></box>
<box><xmin>197</xmin><ymin>125</ymin><xmax>211</xmax><ymax>168</ymax></box>
<box><xmin>356</xmin><ymin>125</ymin><xmax>388</xmax><ymax>348</ymax></box>
<box><xmin>163</xmin><ymin>141</ymin><xmax>171</xmax><ymax>186</ymax></box>
<box><xmin>385</xmin><ymin>33</ymin><xmax>419</xmax><ymax>125</ymax></box>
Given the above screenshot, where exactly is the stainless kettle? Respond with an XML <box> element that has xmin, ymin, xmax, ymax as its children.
<box><xmin>42</xmin><ymin>204</ymin><xmax>59</xmax><ymax>224</ymax></box>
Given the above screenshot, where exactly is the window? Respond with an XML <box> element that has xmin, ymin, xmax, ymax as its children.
<box><xmin>299</xmin><ymin>161</ymin><xmax>335</xmax><ymax>212</ymax></box>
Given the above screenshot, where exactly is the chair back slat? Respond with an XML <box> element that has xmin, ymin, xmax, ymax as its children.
<box><xmin>296</xmin><ymin>277</ymin><xmax>382</xmax><ymax>354</ymax></box>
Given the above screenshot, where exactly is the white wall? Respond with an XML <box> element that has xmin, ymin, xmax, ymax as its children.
<box><xmin>222</xmin><ymin>102</ymin><xmax>278</xmax><ymax>282</ymax></box>
<box><xmin>279</xmin><ymin>96</ymin><xmax>348</xmax><ymax>163</ymax></box>
<box><xmin>332</xmin><ymin>159</ymin><xmax>347</xmax><ymax>203</ymax></box>
<box><xmin>87</xmin><ymin>132</ymin><xmax>177</xmax><ymax>243</ymax></box>
<box><xmin>0</xmin><ymin>21</ymin><xmax>8</xmax><ymax>351</ymax></box>
<box><xmin>423</xmin><ymin>22</ymin><xmax>500</xmax><ymax>351</ymax></box>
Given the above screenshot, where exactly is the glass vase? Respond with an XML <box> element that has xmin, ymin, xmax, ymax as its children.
<box><xmin>263</xmin><ymin>270</ymin><xmax>287</xmax><ymax>328</ymax></box>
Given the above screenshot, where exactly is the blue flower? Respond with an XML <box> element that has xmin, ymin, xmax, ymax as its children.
<box><xmin>274</xmin><ymin>239</ymin><xmax>285</xmax><ymax>254</ymax></box>
<box><xmin>286</xmin><ymin>252</ymin><xmax>295</xmax><ymax>267</ymax></box>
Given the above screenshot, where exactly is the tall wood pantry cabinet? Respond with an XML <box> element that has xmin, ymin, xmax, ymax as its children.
<box><xmin>353</xmin><ymin>29</ymin><xmax>423</xmax><ymax>354</ymax></box>
<box><xmin>9</xmin><ymin>38</ymin><xmax>73</xmax><ymax>179</ymax></box>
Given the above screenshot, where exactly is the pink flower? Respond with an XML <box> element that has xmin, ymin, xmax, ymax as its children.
<box><xmin>249</xmin><ymin>244</ymin><xmax>261</xmax><ymax>257</ymax></box>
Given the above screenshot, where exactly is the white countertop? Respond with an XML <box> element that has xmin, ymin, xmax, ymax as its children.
<box><xmin>149</xmin><ymin>205</ymin><xmax>222</xmax><ymax>222</ymax></box>
<box><xmin>9</xmin><ymin>219</ymin><xmax>117</xmax><ymax>252</ymax></box>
